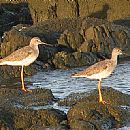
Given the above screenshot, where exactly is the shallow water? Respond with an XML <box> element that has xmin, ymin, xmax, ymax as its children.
<box><xmin>26</xmin><ymin>60</ymin><xmax>130</xmax><ymax>98</ymax></box>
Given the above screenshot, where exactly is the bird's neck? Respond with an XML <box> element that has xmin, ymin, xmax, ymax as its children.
<box><xmin>30</xmin><ymin>44</ymin><xmax>39</xmax><ymax>50</ymax></box>
<box><xmin>111</xmin><ymin>54</ymin><xmax>118</xmax><ymax>62</ymax></box>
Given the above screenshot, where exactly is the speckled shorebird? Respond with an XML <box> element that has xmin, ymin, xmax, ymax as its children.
<box><xmin>0</xmin><ymin>37</ymin><xmax>50</xmax><ymax>92</ymax></box>
<box><xmin>71</xmin><ymin>48</ymin><xmax>122</xmax><ymax>103</ymax></box>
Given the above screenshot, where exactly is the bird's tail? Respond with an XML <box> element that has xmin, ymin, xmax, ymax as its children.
<box><xmin>0</xmin><ymin>59</ymin><xmax>5</xmax><ymax>65</ymax></box>
<box><xmin>71</xmin><ymin>72</ymin><xmax>86</xmax><ymax>77</ymax></box>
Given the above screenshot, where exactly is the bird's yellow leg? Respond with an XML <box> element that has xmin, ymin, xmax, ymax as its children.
<box><xmin>21</xmin><ymin>66</ymin><xmax>32</xmax><ymax>92</ymax></box>
<box><xmin>98</xmin><ymin>80</ymin><xmax>104</xmax><ymax>103</ymax></box>
<box><xmin>21</xmin><ymin>65</ymin><xmax>26</xmax><ymax>91</ymax></box>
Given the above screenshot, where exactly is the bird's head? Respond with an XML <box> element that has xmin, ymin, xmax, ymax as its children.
<box><xmin>30</xmin><ymin>37</ymin><xmax>52</xmax><ymax>46</ymax></box>
<box><xmin>112</xmin><ymin>48</ymin><xmax>122</xmax><ymax>56</ymax></box>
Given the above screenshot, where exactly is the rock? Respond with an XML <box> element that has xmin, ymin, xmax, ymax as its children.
<box><xmin>0</xmin><ymin>88</ymin><xmax>55</xmax><ymax>108</ymax></box>
<box><xmin>28</xmin><ymin>120</ymin><xmax>69</xmax><ymax>130</ymax></box>
<box><xmin>0</xmin><ymin>119</ymin><xmax>11</xmax><ymax>130</ymax></box>
<box><xmin>28</xmin><ymin>0</ymin><xmax>58</xmax><ymax>24</ymax></box>
<box><xmin>0</xmin><ymin>107</ymin><xmax>67</xmax><ymax>130</ymax></box>
<box><xmin>58</xmin><ymin>87</ymin><xmax>130</xmax><ymax>107</ymax></box>
<box><xmin>28</xmin><ymin>0</ymin><xmax>130</xmax><ymax>28</ymax></box>
<box><xmin>1</xmin><ymin>25</ymin><xmax>31</xmax><ymax>57</ymax></box>
<box><xmin>0</xmin><ymin>87</ymin><xmax>68</xmax><ymax>129</ymax></box>
<box><xmin>2</xmin><ymin>17</ymin><xmax>130</xmax><ymax>60</ymax></box>
<box><xmin>57</xmin><ymin>0</ymin><xmax>79</xmax><ymax>19</ymax></box>
<box><xmin>78</xmin><ymin>40</ymin><xmax>94</xmax><ymax>52</ymax></box>
<box><xmin>80</xmin><ymin>20</ymin><xmax>130</xmax><ymax>55</ymax></box>
<box><xmin>28</xmin><ymin>0</ymin><xmax>79</xmax><ymax>24</ymax></box>
<box><xmin>0</xmin><ymin>1</ymin><xmax>32</xmax><ymax>36</ymax></box>
<box><xmin>38</xmin><ymin>45</ymin><xmax>58</xmax><ymax>63</ymax></box>
<box><xmin>68</xmin><ymin>102</ymin><xmax>126</xmax><ymax>130</ymax></box>
<box><xmin>63</xmin><ymin>87</ymin><xmax>130</xmax><ymax>130</ymax></box>
<box><xmin>52</xmin><ymin>51</ymin><xmax>98</xmax><ymax>69</ymax></box>
<box><xmin>57</xmin><ymin>30</ymin><xmax>83</xmax><ymax>51</ymax></box>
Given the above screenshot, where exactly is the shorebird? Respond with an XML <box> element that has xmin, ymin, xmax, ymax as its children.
<box><xmin>0</xmin><ymin>37</ymin><xmax>50</xmax><ymax>92</ymax></box>
<box><xmin>71</xmin><ymin>48</ymin><xmax>122</xmax><ymax>103</ymax></box>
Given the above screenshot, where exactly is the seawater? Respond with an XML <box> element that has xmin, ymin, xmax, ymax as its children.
<box><xmin>26</xmin><ymin>60</ymin><xmax>130</xmax><ymax>98</ymax></box>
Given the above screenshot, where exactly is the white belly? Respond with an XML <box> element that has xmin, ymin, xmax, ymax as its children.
<box><xmin>2</xmin><ymin>54</ymin><xmax>38</xmax><ymax>66</ymax></box>
<box><xmin>86</xmin><ymin>69</ymin><xmax>113</xmax><ymax>80</ymax></box>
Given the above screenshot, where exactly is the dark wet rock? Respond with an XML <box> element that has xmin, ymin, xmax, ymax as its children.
<box><xmin>0</xmin><ymin>88</ymin><xmax>55</xmax><ymax>108</ymax></box>
<box><xmin>67</xmin><ymin>103</ymin><xmax>127</xmax><ymax>130</ymax></box>
<box><xmin>0</xmin><ymin>107</ymin><xmax>67</xmax><ymax>130</ymax></box>
<box><xmin>0</xmin><ymin>119</ymin><xmax>11</xmax><ymax>130</ymax></box>
<box><xmin>57</xmin><ymin>29</ymin><xmax>83</xmax><ymax>51</ymax></box>
<box><xmin>28</xmin><ymin>120</ymin><xmax>69</xmax><ymax>130</ymax></box>
<box><xmin>0</xmin><ymin>87</ymin><xmax>68</xmax><ymax>129</ymax></box>
<box><xmin>58</xmin><ymin>87</ymin><xmax>130</xmax><ymax>107</ymax></box>
<box><xmin>58</xmin><ymin>87</ymin><xmax>130</xmax><ymax>130</ymax></box>
<box><xmin>0</xmin><ymin>63</ymin><xmax>42</xmax><ymax>80</ymax></box>
<box><xmin>0</xmin><ymin>1</ymin><xmax>32</xmax><ymax>36</ymax></box>
<box><xmin>52</xmin><ymin>51</ymin><xmax>98</xmax><ymax>69</ymax></box>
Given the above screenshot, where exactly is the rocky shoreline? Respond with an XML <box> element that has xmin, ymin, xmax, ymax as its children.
<box><xmin>0</xmin><ymin>87</ymin><xmax>130</xmax><ymax>130</ymax></box>
<box><xmin>1</xmin><ymin>0</ymin><xmax>130</xmax><ymax>130</ymax></box>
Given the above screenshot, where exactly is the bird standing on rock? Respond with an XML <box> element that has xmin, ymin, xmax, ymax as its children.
<box><xmin>71</xmin><ymin>48</ymin><xmax>123</xmax><ymax>103</ymax></box>
<box><xmin>0</xmin><ymin>37</ymin><xmax>51</xmax><ymax>92</ymax></box>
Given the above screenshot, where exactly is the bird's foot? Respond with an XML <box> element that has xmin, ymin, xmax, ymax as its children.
<box><xmin>22</xmin><ymin>88</ymin><xmax>32</xmax><ymax>93</ymax></box>
<box><xmin>99</xmin><ymin>100</ymin><xmax>107</xmax><ymax>104</ymax></box>
<box><xmin>26</xmin><ymin>89</ymin><xmax>32</xmax><ymax>93</ymax></box>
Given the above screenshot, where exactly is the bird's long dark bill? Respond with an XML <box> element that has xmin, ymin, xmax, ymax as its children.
<box><xmin>41</xmin><ymin>42</ymin><xmax>52</xmax><ymax>46</ymax></box>
<box><xmin>123</xmin><ymin>52</ymin><xmax>130</xmax><ymax>56</ymax></box>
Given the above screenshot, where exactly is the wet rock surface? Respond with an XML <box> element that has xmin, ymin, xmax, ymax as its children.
<box><xmin>52</xmin><ymin>51</ymin><xmax>98</xmax><ymax>69</ymax></box>
<box><xmin>0</xmin><ymin>87</ymin><xmax>68</xmax><ymax>130</ymax></box>
<box><xmin>0</xmin><ymin>87</ymin><xmax>130</xmax><ymax>130</ymax></box>
<box><xmin>0</xmin><ymin>87</ymin><xmax>55</xmax><ymax>108</ymax></box>
<box><xmin>0</xmin><ymin>1</ymin><xmax>32</xmax><ymax>36</ymax></box>
<box><xmin>58</xmin><ymin>87</ymin><xmax>130</xmax><ymax>107</ymax></box>
<box><xmin>0</xmin><ymin>107</ymin><xmax>67</xmax><ymax>130</ymax></box>
<box><xmin>59</xmin><ymin>87</ymin><xmax>130</xmax><ymax>130</ymax></box>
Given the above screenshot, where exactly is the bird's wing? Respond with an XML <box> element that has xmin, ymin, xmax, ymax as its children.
<box><xmin>3</xmin><ymin>46</ymin><xmax>33</xmax><ymax>61</ymax></box>
<box><xmin>84</xmin><ymin>60</ymin><xmax>110</xmax><ymax>76</ymax></box>
<box><xmin>72</xmin><ymin>59</ymin><xmax>111</xmax><ymax>77</ymax></box>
